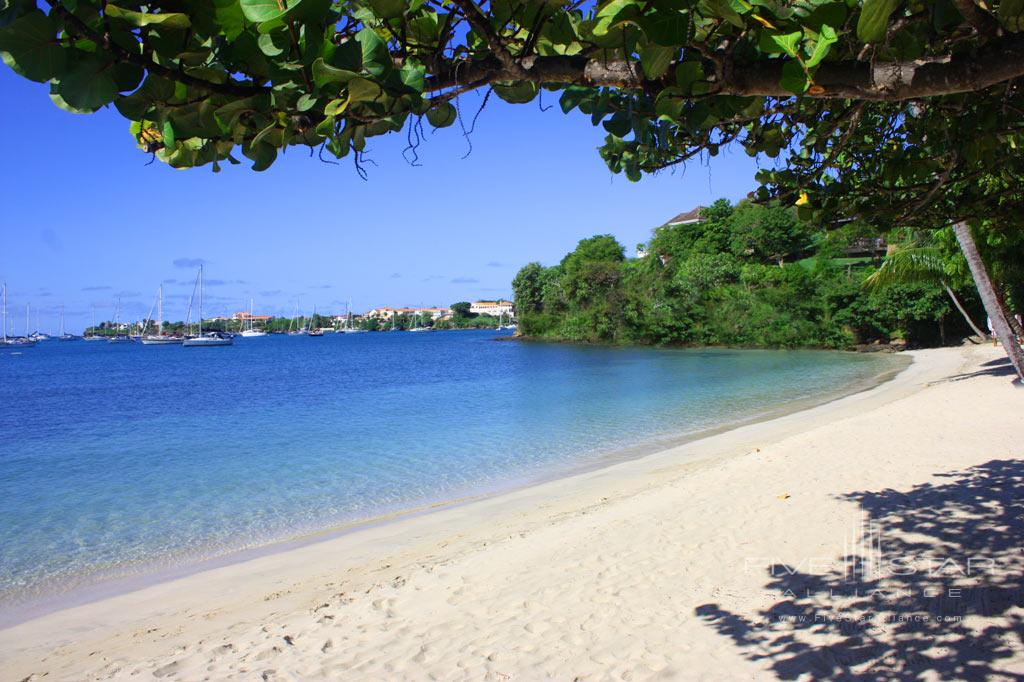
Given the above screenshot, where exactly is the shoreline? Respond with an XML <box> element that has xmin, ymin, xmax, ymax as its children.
<box><xmin>0</xmin><ymin>351</ymin><xmax>907</xmax><ymax>629</ymax></box>
<box><xmin>2</xmin><ymin>344</ymin><xmax>1020</xmax><ymax>680</ymax></box>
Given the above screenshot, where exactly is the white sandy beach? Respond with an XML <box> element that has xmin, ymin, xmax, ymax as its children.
<box><xmin>2</xmin><ymin>343</ymin><xmax>1022</xmax><ymax>681</ymax></box>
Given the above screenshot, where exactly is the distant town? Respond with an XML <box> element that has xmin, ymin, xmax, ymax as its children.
<box><xmin>79</xmin><ymin>300</ymin><xmax>517</xmax><ymax>338</ymax></box>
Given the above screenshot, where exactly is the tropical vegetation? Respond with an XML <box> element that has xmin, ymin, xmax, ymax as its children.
<box><xmin>512</xmin><ymin>200</ymin><xmax>1010</xmax><ymax>349</ymax></box>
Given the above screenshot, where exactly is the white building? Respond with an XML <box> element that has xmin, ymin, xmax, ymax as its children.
<box><xmin>470</xmin><ymin>300</ymin><xmax>514</xmax><ymax>318</ymax></box>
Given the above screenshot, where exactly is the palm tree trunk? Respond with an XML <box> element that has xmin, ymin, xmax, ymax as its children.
<box><xmin>941</xmin><ymin>281</ymin><xmax>987</xmax><ymax>339</ymax></box>
<box><xmin>953</xmin><ymin>222</ymin><xmax>1024</xmax><ymax>382</ymax></box>
<box><xmin>995</xmin><ymin>287</ymin><xmax>1024</xmax><ymax>340</ymax></box>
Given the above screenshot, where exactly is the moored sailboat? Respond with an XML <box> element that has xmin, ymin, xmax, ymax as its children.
<box><xmin>182</xmin><ymin>265</ymin><xmax>233</xmax><ymax>347</ymax></box>
<box><xmin>239</xmin><ymin>298</ymin><xmax>268</xmax><ymax>337</ymax></box>
<box><xmin>58</xmin><ymin>304</ymin><xmax>79</xmax><ymax>341</ymax></box>
<box><xmin>287</xmin><ymin>299</ymin><xmax>306</xmax><ymax>335</ymax></box>
<box><xmin>0</xmin><ymin>283</ymin><xmax>36</xmax><ymax>348</ymax></box>
<box><xmin>107</xmin><ymin>298</ymin><xmax>133</xmax><ymax>343</ymax></box>
<box><xmin>307</xmin><ymin>304</ymin><xmax>324</xmax><ymax>336</ymax></box>
<box><xmin>141</xmin><ymin>285</ymin><xmax>182</xmax><ymax>345</ymax></box>
<box><xmin>83</xmin><ymin>305</ymin><xmax>105</xmax><ymax>341</ymax></box>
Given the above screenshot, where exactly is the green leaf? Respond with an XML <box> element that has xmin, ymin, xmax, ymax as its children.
<box><xmin>675</xmin><ymin>61</ymin><xmax>704</xmax><ymax>94</ymax></box>
<box><xmin>257</xmin><ymin>32</ymin><xmax>285</xmax><ymax>56</ymax></box>
<box><xmin>115</xmin><ymin>75</ymin><xmax>176</xmax><ymax>119</ymax></box>
<box><xmin>49</xmin><ymin>90</ymin><xmax>93</xmax><ymax>114</ymax></box>
<box><xmin>162</xmin><ymin>119</ymin><xmax>176</xmax><ymax>148</ymax></box>
<box><xmin>856</xmin><ymin>0</ymin><xmax>900</xmax><ymax>43</ymax></box>
<box><xmin>242</xmin><ymin>139</ymin><xmax>277</xmax><ymax>171</ymax></box>
<box><xmin>805</xmin><ymin>24</ymin><xmax>837</xmax><ymax>68</ymax></box>
<box><xmin>356</xmin><ymin>27</ymin><xmax>391</xmax><ymax>77</ymax></box>
<box><xmin>368</xmin><ymin>0</ymin><xmax>405</xmax><ymax>19</ymax></box>
<box><xmin>654</xmin><ymin>88</ymin><xmax>684</xmax><ymax>119</ymax></box>
<box><xmin>312</xmin><ymin>57</ymin><xmax>359</xmax><ymax>87</ymax></box>
<box><xmin>166</xmin><ymin>101</ymin><xmax>221</xmax><ymax>138</ymax></box>
<box><xmin>639</xmin><ymin>44</ymin><xmax>675</xmax><ymax>79</ymax></box>
<box><xmin>0</xmin><ymin>10</ymin><xmax>66</xmax><ymax>82</ymax></box>
<box><xmin>346</xmin><ymin>77</ymin><xmax>383</xmax><ymax>103</ymax></box>
<box><xmin>104</xmin><ymin>4</ymin><xmax>191</xmax><ymax>29</ymax></box>
<box><xmin>602</xmin><ymin>111</ymin><xmax>631</xmax><ymax>137</ymax></box>
<box><xmin>803</xmin><ymin>2</ymin><xmax>847</xmax><ymax>32</ymax></box>
<box><xmin>296</xmin><ymin>93</ymin><xmax>317</xmax><ymax>111</ymax></box>
<box><xmin>768</xmin><ymin>31</ymin><xmax>802</xmax><ymax>58</ymax></box>
<box><xmin>780</xmin><ymin>59</ymin><xmax>808</xmax><ymax>95</ymax></box>
<box><xmin>315</xmin><ymin>115</ymin><xmax>336</xmax><ymax>136</ymax></box>
<box><xmin>212</xmin><ymin>94</ymin><xmax>268</xmax><ymax>132</ymax></box>
<box><xmin>702</xmin><ymin>0</ymin><xmax>746</xmax><ymax>28</ymax></box>
<box><xmin>399</xmin><ymin>58</ymin><xmax>426</xmax><ymax>92</ymax></box>
<box><xmin>324</xmin><ymin>97</ymin><xmax>348</xmax><ymax>115</ymax></box>
<box><xmin>213</xmin><ymin>0</ymin><xmax>248</xmax><ymax>40</ymax></box>
<box><xmin>239</xmin><ymin>0</ymin><xmax>302</xmax><ymax>24</ymax></box>
<box><xmin>251</xmin><ymin>122</ymin><xmax>282</xmax><ymax>147</ymax></box>
<box><xmin>593</xmin><ymin>0</ymin><xmax>640</xmax><ymax>36</ymax></box>
<box><xmin>640</xmin><ymin>10</ymin><xmax>690</xmax><ymax>46</ymax></box>
<box><xmin>51</xmin><ymin>56</ymin><xmax>134</xmax><ymax>111</ymax></box>
<box><xmin>559</xmin><ymin>85</ymin><xmax>592</xmax><ymax>113</ymax></box>
<box><xmin>999</xmin><ymin>0</ymin><xmax>1024</xmax><ymax>31</ymax></box>
<box><xmin>492</xmin><ymin>81</ymin><xmax>539</xmax><ymax>104</ymax></box>
<box><xmin>426</xmin><ymin>102</ymin><xmax>456</xmax><ymax>128</ymax></box>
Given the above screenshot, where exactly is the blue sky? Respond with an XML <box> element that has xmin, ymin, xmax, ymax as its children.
<box><xmin>1</xmin><ymin>68</ymin><xmax>760</xmax><ymax>333</ymax></box>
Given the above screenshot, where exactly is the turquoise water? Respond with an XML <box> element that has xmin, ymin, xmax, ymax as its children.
<box><xmin>0</xmin><ymin>331</ymin><xmax>901</xmax><ymax>614</ymax></box>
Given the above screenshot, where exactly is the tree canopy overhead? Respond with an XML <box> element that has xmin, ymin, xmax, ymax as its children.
<box><xmin>1</xmin><ymin>0</ymin><xmax>1022</xmax><ymax>207</ymax></box>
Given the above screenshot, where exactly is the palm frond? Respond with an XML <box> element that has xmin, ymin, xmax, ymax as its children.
<box><xmin>863</xmin><ymin>246</ymin><xmax>945</xmax><ymax>291</ymax></box>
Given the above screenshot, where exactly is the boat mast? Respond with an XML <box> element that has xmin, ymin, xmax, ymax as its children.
<box><xmin>60</xmin><ymin>304</ymin><xmax>65</xmax><ymax>336</ymax></box>
<box><xmin>198</xmin><ymin>265</ymin><xmax>203</xmax><ymax>336</ymax></box>
<box><xmin>2</xmin><ymin>282</ymin><xmax>7</xmax><ymax>343</ymax></box>
<box><xmin>158</xmin><ymin>285</ymin><xmax>164</xmax><ymax>335</ymax></box>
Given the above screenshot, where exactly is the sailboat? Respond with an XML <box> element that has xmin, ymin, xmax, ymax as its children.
<box><xmin>141</xmin><ymin>285</ymin><xmax>182</xmax><ymax>345</ymax></box>
<box><xmin>29</xmin><ymin>306</ymin><xmax>50</xmax><ymax>341</ymax></box>
<box><xmin>58</xmin><ymin>304</ymin><xmax>79</xmax><ymax>341</ymax></box>
<box><xmin>239</xmin><ymin>298</ymin><xmax>267</xmax><ymax>337</ymax></box>
<box><xmin>182</xmin><ymin>265</ymin><xmax>233</xmax><ymax>347</ymax></box>
<box><xmin>307</xmin><ymin>304</ymin><xmax>324</xmax><ymax>336</ymax></box>
<box><xmin>108</xmin><ymin>298</ymin><xmax>133</xmax><ymax>343</ymax></box>
<box><xmin>339</xmin><ymin>300</ymin><xmax>367</xmax><ymax>333</ymax></box>
<box><xmin>1</xmin><ymin>283</ymin><xmax>37</xmax><ymax>348</ymax></box>
<box><xmin>83</xmin><ymin>305</ymin><xmax>105</xmax><ymax>341</ymax></box>
<box><xmin>287</xmin><ymin>299</ymin><xmax>306</xmax><ymax>335</ymax></box>
<box><xmin>497</xmin><ymin>310</ymin><xmax>516</xmax><ymax>332</ymax></box>
<box><xmin>408</xmin><ymin>312</ymin><xmax>431</xmax><ymax>332</ymax></box>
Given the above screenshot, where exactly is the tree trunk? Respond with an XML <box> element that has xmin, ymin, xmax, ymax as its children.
<box><xmin>953</xmin><ymin>222</ymin><xmax>1024</xmax><ymax>382</ymax></box>
<box><xmin>994</xmin><ymin>287</ymin><xmax>1024</xmax><ymax>340</ymax></box>
<box><xmin>941</xmin><ymin>280</ymin><xmax>987</xmax><ymax>339</ymax></box>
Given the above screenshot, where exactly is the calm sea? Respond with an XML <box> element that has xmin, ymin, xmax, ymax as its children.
<box><xmin>0</xmin><ymin>331</ymin><xmax>902</xmax><ymax>616</ymax></box>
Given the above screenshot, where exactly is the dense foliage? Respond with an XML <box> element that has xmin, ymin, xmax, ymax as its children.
<box><xmin>1</xmin><ymin>0</ymin><xmax>1022</xmax><ymax>228</ymax></box>
<box><xmin>513</xmin><ymin>200</ymin><xmax>988</xmax><ymax>348</ymax></box>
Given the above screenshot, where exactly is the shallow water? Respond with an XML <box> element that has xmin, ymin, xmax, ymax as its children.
<box><xmin>0</xmin><ymin>331</ymin><xmax>901</xmax><ymax>611</ymax></box>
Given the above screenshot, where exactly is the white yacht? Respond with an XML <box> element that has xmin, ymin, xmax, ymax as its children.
<box><xmin>58</xmin><ymin>304</ymin><xmax>79</xmax><ymax>341</ymax></box>
<box><xmin>182</xmin><ymin>265</ymin><xmax>233</xmax><ymax>347</ymax></box>
<box><xmin>141</xmin><ymin>286</ymin><xmax>182</xmax><ymax>345</ymax></box>
<box><xmin>83</xmin><ymin>305</ymin><xmax>105</xmax><ymax>341</ymax></box>
<box><xmin>239</xmin><ymin>297</ymin><xmax>268</xmax><ymax>337</ymax></box>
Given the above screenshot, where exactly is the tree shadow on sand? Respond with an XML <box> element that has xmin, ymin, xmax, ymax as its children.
<box><xmin>696</xmin><ymin>459</ymin><xmax>1024</xmax><ymax>680</ymax></box>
